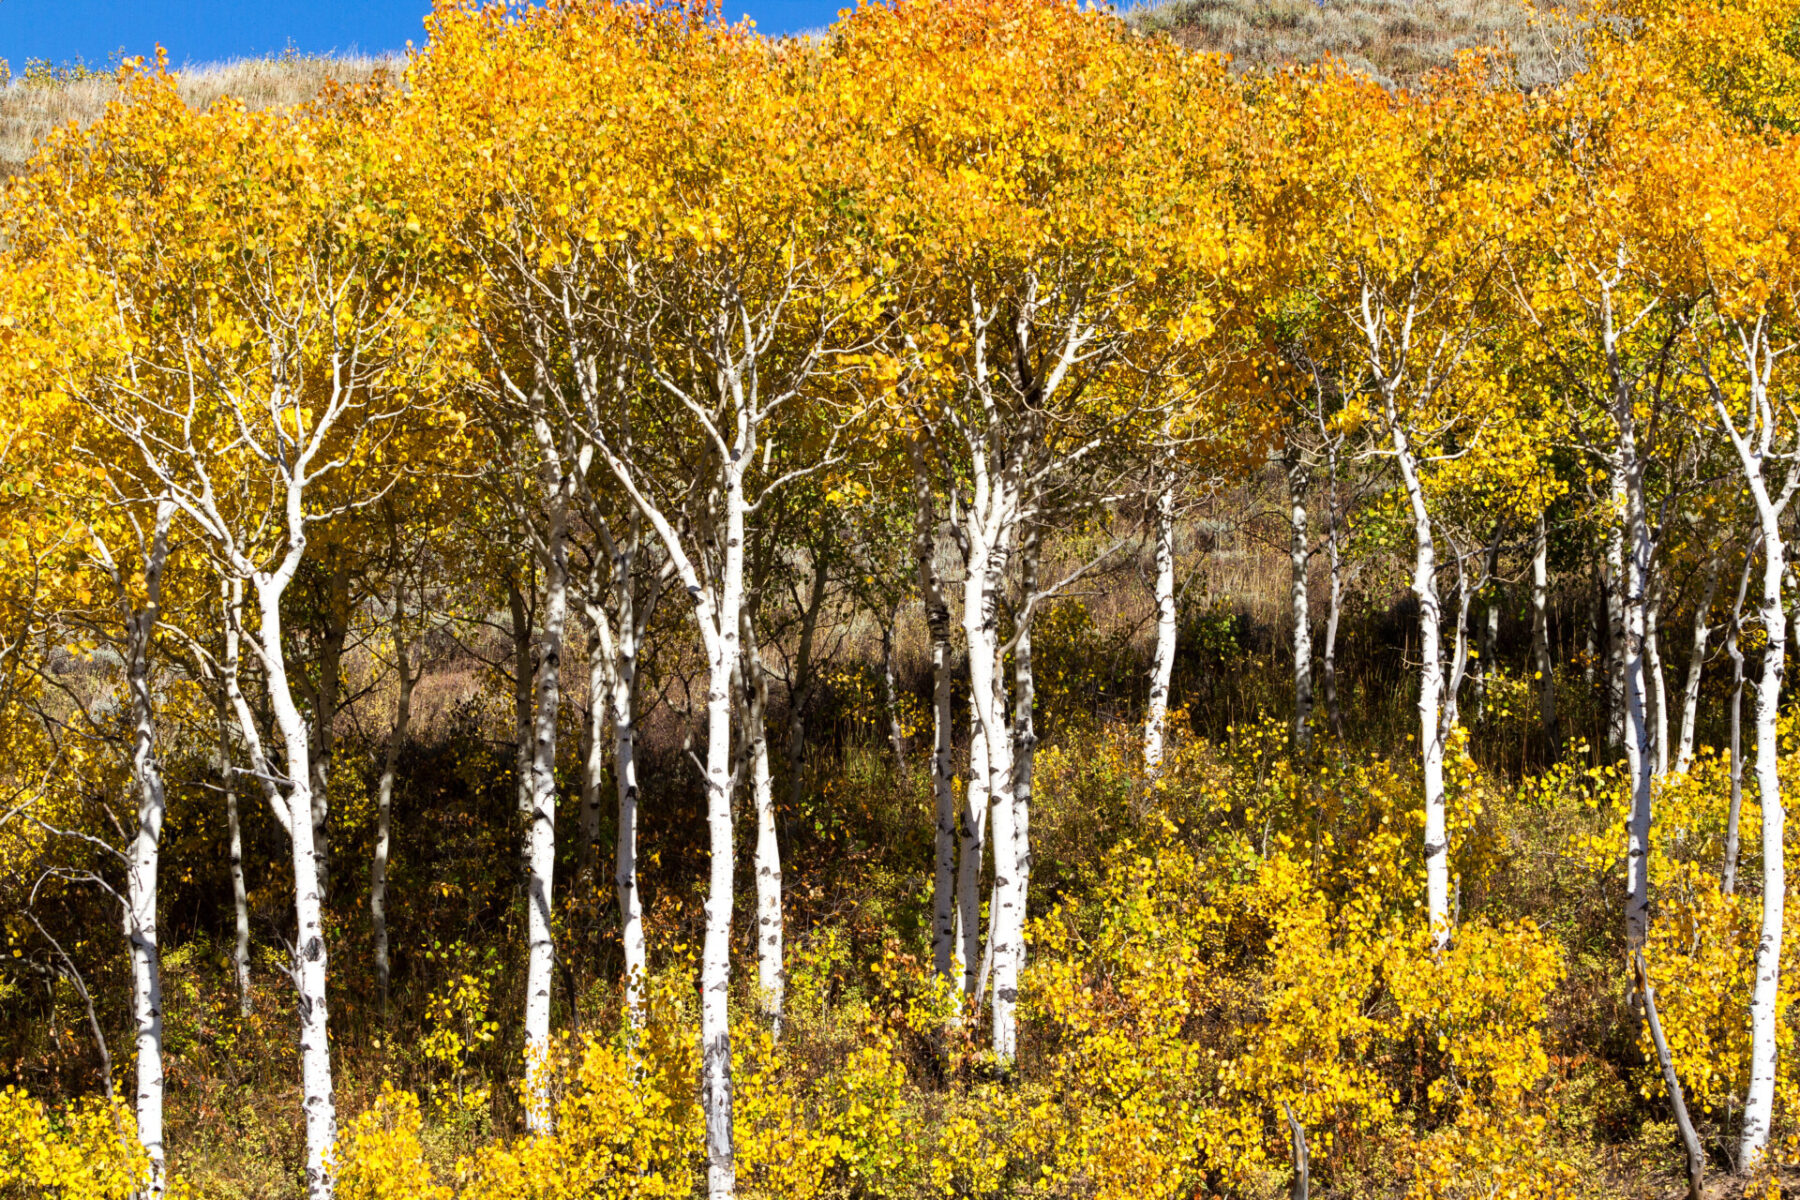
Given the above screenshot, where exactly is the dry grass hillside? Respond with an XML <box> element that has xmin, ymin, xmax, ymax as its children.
<box><xmin>0</xmin><ymin>54</ymin><xmax>397</xmax><ymax>173</ymax></box>
<box><xmin>1127</xmin><ymin>0</ymin><xmax>1585</xmax><ymax>88</ymax></box>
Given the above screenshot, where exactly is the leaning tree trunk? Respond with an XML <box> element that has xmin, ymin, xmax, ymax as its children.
<box><xmin>1144</xmin><ymin>475</ymin><xmax>1179</xmax><ymax>773</ymax></box>
<box><xmin>371</xmin><ymin>602</ymin><xmax>415</xmax><ymax>1027</ymax></box>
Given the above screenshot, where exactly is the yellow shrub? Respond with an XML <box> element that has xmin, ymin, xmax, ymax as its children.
<box><xmin>456</xmin><ymin>1022</ymin><xmax>700</xmax><ymax>1200</ymax></box>
<box><xmin>1399</xmin><ymin>1110</ymin><xmax>1582</xmax><ymax>1200</ymax></box>
<box><xmin>0</xmin><ymin>1087</ymin><xmax>148</xmax><ymax>1200</ymax></box>
<box><xmin>733</xmin><ymin>1029</ymin><xmax>835</xmax><ymax>1200</ymax></box>
<box><xmin>334</xmin><ymin>1085</ymin><xmax>448</xmax><ymax>1200</ymax></box>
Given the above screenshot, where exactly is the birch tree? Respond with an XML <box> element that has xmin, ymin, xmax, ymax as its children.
<box><xmin>9</xmin><ymin>71</ymin><xmax>460</xmax><ymax>1199</ymax></box>
<box><xmin>840</xmin><ymin>0</ymin><xmax>1236</xmax><ymax>1055</ymax></box>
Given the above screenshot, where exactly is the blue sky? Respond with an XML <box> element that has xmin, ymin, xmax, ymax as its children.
<box><xmin>0</xmin><ymin>1</ymin><xmax>847</xmax><ymax>69</ymax></box>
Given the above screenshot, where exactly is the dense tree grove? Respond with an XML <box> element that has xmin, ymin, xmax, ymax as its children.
<box><xmin>9</xmin><ymin>0</ymin><xmax>1800</xmax><ymax>1195</ymax></box>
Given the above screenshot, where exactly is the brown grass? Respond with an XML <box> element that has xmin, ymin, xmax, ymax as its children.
<box><xmin>0</xmin><ymin>55</ymin><xmax>399</xmax><ymax>172</ymax></box>
<box><xmin>1127</xmin><ymin>0</ymin><xmax>1585</xmax><ymax>89</ymax></box>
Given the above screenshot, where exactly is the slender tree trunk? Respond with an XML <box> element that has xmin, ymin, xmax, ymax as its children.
<box><xmin>1144</xmin><ymin>476</ymin><xmax>1179</xmax><ymax>772</ymax></box>
<box><xmin>1676</xmin><ymin>548</ymin><xmax>1723</xmax><ymax>773</ymax></box>
<box><xmin>508</xmin><ymin>572</ymin><xmax>536</xmax><ymax>882</ymax></box>
<box><xmin>881</xmin><ymin>617</ymin><xmax>907</xmax><ymax>772</ymax></box>
<box><xmin>742</xmin><ymin>613</ymin><xmax>783</xmax><ymax>1036</ymax></box>
<box><xmin>251</xmin><ymin>575</ymin><xmax>335</xmax><ymax>1200</ymax></box>
<box><xmin>1391</xmin><ymin>417</ymin><xmax>1450</xmax><ymax>947</ymax></box>
<box><xmin>577</xmin><ymin>637</ymin><xmax>612</xmax><ymax>897</ymax></box>
<box><xmin>1477</xmin><ymin>540</ymin><xmax>1501</xmax><ymax>721</ymax></box>
<box><xmin>913</xmin><ymin>456</ymin><xmax>958</xmax><ymax>980</ymax></box>
<box><xmin>612</xmin><ymin>656</ymin><xmax>645</xmax><ymax>1022</ymax></box>
<box><xmin>1646</xmin><ymin>581</ymin><xmax>1668</xmax><ymax>777</ymax></box>
<box><xmin>783</xmin><ymin>552</ymin><xmax>829</xmax><ymax>816</ymax></box>
<box><xmin>698</xmin><ymin>473</ymin><xmax>747</xmax><ymax>1200</ymax></box>
<box><xmin>371</xmin><ymin>601</ymin><xmax>415</xmax><ymax>1027</ymax></box>
<box><xmin>223</xmin><ymin>722</ymin><xmax>251</xmax><ymax>1018</ymax></box>
<box><xmin>1286</xmin><ymin>455</ymin><xmax>1313</xmax><ymax>749</ymax></box>
<box><xmin>1725</xmin><ymin>554</ymin><xmax>1749</xmax><ymax>896</ymax></box>
<box><xmin>958</xmin><ymin>698</ymin><xmax>988</xmax><ymax>993</ymax></box>
<box><xmin>1736</xmin><ymin>485</ymin><xmax>1791</xmax><ymax>1167</ymax></box>
<box><xmin>964</xmin><ymin>506</ymin><xmax>1019</xmax><ymax>1059</ymax></box>
<box><xmin>1532</xmin><ymin>513</ymin><xmax>1558</xmax><ymax>756</ymax></box>
<box><xmin>306</xmin><ymin>561</ymin><xmax>350</xmax><ymax>902</ymax></box>
<box><xmin>1010</xmin><ymin>530</ymin><xmax>1041</xmax><ymax>978</ymax></box>
<box><xmin>1585</xmin><ymin>573</ymin><xmax>1602</xmax><ymax>687</ymax></box>
<box><xmin>523</xmin><ymin>486</ymin><xmax>573</xmax><ymax>1132</ymax></box>
<box><xmin>122</xmin><ymin>503</ymin><xmax>174</xmax><ymax>1198</ymax></box>
<box><xmin>1619</xmin><ymin>462</ymin><xmax>1656</xmax><ymax>953</ymax></box>
<box><xmin>1605</xmin><ymin>514</ymin><xmax>1628</xmax><ymax>750</ymax></box>
<box><xmin>1323</xmin><ymin>482</ymin><xmax>1345</xmax><ymax>740</ymax></box>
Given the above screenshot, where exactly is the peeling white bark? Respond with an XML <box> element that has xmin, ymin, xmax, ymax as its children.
<box><xmin>1145</xmin><ymin>478</ymin><xmax>1178</xmax><ymax>774</ymax></box>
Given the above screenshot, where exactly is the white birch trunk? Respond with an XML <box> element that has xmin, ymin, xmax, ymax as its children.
<box><xmin>742</xmin><ymin>613</ymin><xmax>783</xmax><ymax>1035</ymax></box>
<box><xmin>1675</xmin><ymin>548</ymin><xmax>1723</xmax><ymax>773</ymax></box>
<box><xmin>1740</xmin><ymin>518</ymin><xmax>1788</xmax><ymax>1165</ymax></box>
<box><xmin>1712</xmin><ymin>355</ymin><xmax>1798</xmax><ymax>1166</ymax></box>
<box><xmin>523</xmin><ymin>476</ymin><xmax>573</xmax><ymax>1132</ymax></box>
<box><xmin>698</xmin><ymin>475</ymin><xmax>745</xmax><ymax>1199</ymax></box>
<box><xmin>579</xmin><ymin>522</ymin><xmax>655</xmax><ymax>1024</ymax></box>
<box><xmin>964</xmin><ymin>510</ymin><xmax>1018</xmax><ymax>1058</ymax></box>
<box><xmin>958</xmin><ymin>700</ymin><xmax>988</xmax><ymax>993</ymax></box>
<box><xmin>371</xmin><ymin>601</ymin><xmax>415</xmax><ymax>1025</ymax></box>
<box><xmin>881</xmin><ymin>620</ymin><xmax>907</xmax><ymax>772</ymax></box>
<box><xmin>1390</xmin><ymin>416</ymin><xmax>1450</xmax><ymax>947</ymax></box>
<box><xmin>1009</xmin><ymin>531</ymin><xmax>1041</xmax><ymax>982</ymax></box>
<box><xmin>913</xmin><ymin>446</ymin><xmax>959</xmax><ymax>979</ymax></box>
<box><xmin>1616</xmin><ymin>445</ymin><xmax>1656</xmax><ymax>953</ymax></box>
<box><xmin>1605</xmin><ymin>516</ymin><xmax>1629</xmax><ymax>750</ymax></box>
<box><xmin>1287</xmin><ymin>456</ymin><xmax>1313</xmax><ymax>748</ymax></box>
<box><xmin>1646</xmin><ymin>583</ymin><xmax>1668</xmax><ymax>777</ymax></box>
<box><xmin>577</xmin><ymin>647</ymin><xmax>609</xmax><ymax>896</ymax></box>
<box><xmin>224</xmin><ymin>731</ymin><xmax>251</xmax><ymax>1018</ymax></box>
<box><xmin>1323</xmin><ymin>484</ymin><xmax>1345</xmax><ymax>740</ymax></box>
<box><xmin>1532</xmin><ymin>513</ymin><xmax>1558</xmax><ymax>754</ymax></box>
<box><xmin>304</xmin><ymin>564</ymin><xmax>349</xmax><ymax>902</ymax></box>
<box><xmin>253</xmin><ymin>577</ymin><xmax>336</xmax><ymax>1200</ymax></box>
<box><xmin>1725</xmin><ymin>555</ymin><xmax>1750</xmax><ymax>896</ymax></box>
<box><xmin>611</xmin><ymin>657</ymin><xmax>645</xmax><ymax>1022</ymax></box>
<box><xmin>1144</xmin><ymin>478</ymin><xmax>1179</xmax><ymax>774</ymax></box>
<box><xmin>123</xmin><ymin>502</ymin><xmax>174</xmax><ymax>1198</ymax></box>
